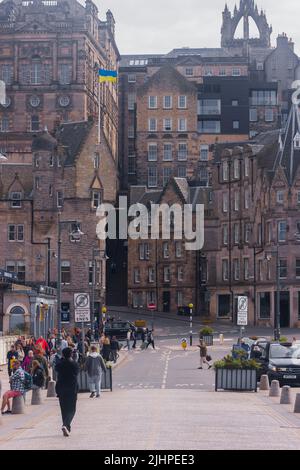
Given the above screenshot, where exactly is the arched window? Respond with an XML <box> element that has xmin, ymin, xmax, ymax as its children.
<box><xmin>31</xmin><ymin>115</ymin><xmax>39</xmax><ymax>132</ymax></box>
<box><xmin>9</xmin><ymin>306</ymin><xmax>26</xmax><ymax>333</ymax></box>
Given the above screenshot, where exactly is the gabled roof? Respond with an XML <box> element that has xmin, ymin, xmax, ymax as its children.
<box><xmin>137</xmin><ymin>64</ymin><xmax>197</xmax><ymax>95</ymax></box>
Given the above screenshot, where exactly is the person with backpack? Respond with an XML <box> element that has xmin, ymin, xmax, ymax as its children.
<box><xmin>7</xmin><ymin>345</ymin><xmax>18</xmax><ymax>377</ymax></box>
<box><xmin>84</xmin><ymin>346</ymin><xmax>106</xmax><ymax>398</ymax></box>
<box><xmin>146</xmin><ymin>330</ymin><xmax>155</xmax><ymax>349</ymax></box>
<box><xmin>33</xmin><ymin>347</ymin><xmax>49</xmax><ymax>385</ymax></box>
<box><xmin>31</xmin><ymin>360</ymin><xmax>45</xmax><ymax>390</ymax></box>
<box><xmin>1</xmin><ymin>360</ymin><xmax>26</xmax><ymax>414</ymax></box>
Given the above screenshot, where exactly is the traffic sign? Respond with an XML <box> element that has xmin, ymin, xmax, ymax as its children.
<box><xmin>74</xmin><ymin>293</ymin><xmax>91</xmax><ymax>323</ymax></box>
<box><xmin>237</xmin><ymin>296</ymin><xmax>248</xmax><ymax>326</ymax></box>
<box><xmin>74</xmin><ymin>293</ymin><xmax>90</xmax><ymax>309</ymax></box>
<box><xmin>148</xmin><ymin>303</ymin><xmax>156</xmax><ymax>311</ymax></box>
<box><xmin>75</xmin><ymin>309</ymin><xmax>90</xmax><ymax>323</ymax></box>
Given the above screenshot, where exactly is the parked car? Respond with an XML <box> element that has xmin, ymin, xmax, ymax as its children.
<box><xmin>250</xmin><ymin>341</ymin><xmax>300</xmax><ymax>386</ymax></box>
<box><xmin>104</xmin><ymin>321</ymin><xmax>136</xmax><ymax>341</ymax></box>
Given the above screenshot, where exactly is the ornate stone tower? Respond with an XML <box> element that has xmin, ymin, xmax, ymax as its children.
<box><xmin>221</xmin><ymin>0</ymin><xmax>272</xmax><ymax>48</ymax></box>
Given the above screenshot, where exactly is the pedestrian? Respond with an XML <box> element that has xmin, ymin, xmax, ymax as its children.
<box><xmin>50</xmin><ymin>348</ymin><xmax>61</xmax><ymax>381</ymax></box>
<box><xmin>55</xmin><ymin>347</ymin><xmax>79</xmax><ymax>437</ymax></box>
<box><xmin>22</xmin><ymin>350</ymin><xmax>34</xmax><ymax>373</ymax></box>
<box><xmin>110</xmin><ymin>336</ymin><xmax>120</xmax><ymax>363</ymax></box>
<box><xmin>132</xmin><ymin>329</ymin><xmax>137</xmax><ymax>349</ymax></box>
<box><xmin>146</xmin><ymin>330</ymin><xmax>155</xmax><ymax>349</ymax></box>
<box><xmin>33</xmin><ymin>346</ymin><xmax>49</xmax><ymax>385</ymax></box>
<box><xmin>84</xmin><ymin>345</ymin><xmax>106</xmax><ymax>398</ymax></box>
<box><xmin>6</xmin><ymin>345</ymin><xmax>18</xmax><ymax>377</ymax></box>
<box><xmin>1</xmin><ymin>360</ymin><xmax>25</xmax><ymax>414</ymax></box>
<box><xmin>31</xmin><ymin>360</ymin><xmax>45</xmax><ymax>390</ymax></box>
<box><xmin>198</xmin><ymin>340</ymin><xmax>212</xmax><ymax>370</ymax></box>
<box><xmin>101</xmin><ymin>335</ymin><xmax>111</xmax><ymax>361</ymax></box>
<box><xmin>124</xmin><ymin>329</ymin><xmax>131</xmax><ymax>351</ymax></box>
<box><xmin>36</xmin><ymin>336</ymin><xmax>49</xmax><ymax>356</ymax></box>
<box><xmin>16</xmin><ymin>344</ymin><xmax>25</xmax><ymax>363</ymax></box>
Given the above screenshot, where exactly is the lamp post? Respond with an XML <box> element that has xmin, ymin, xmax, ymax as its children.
<box><xmin>91</xmin><ymin>247</ymin><xmax>108</xmax><ymax>341</ymax></box>
<box><xmin>56</xmin><ymin>214</ymin><xmax>83</xmax><ymax>349</ymax></box>
<box><xmin>189</xmin><ymin>303</ymin><xmax>194</xmax><ymax>346</ymax></box>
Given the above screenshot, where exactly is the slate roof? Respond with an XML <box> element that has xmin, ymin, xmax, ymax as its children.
<box><xmin>56</xmin><ymin>120</ymin><xmax>93</xmax><ymax>166</ymax></box>
<box><xmin>32</xmin><ymin>131</ymin><xmax>58</xmax><ymax>153</ymax></box>
<box><xmin>137</xmin><ymin>64</ymin><xmax>197</xmax><ymax>95</ymax></box>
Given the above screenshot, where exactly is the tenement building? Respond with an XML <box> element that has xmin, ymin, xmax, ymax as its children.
<box><xmin>0</xmin><ymin>0</ymin><xmax>119</xmax><ymax>331</ymax></box>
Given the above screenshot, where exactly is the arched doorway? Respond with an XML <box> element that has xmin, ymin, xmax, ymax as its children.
<box><xmin>9</xmin><ymin>306</ymin><xmax>26</xmax><ymax>334</ymax></box>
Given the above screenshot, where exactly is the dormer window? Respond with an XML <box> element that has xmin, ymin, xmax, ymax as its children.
<box><xmin>92</xmin><ymin>190</ymin><xmax>101</xmax><ymax>209</ymax></box>
<box><xmin>10</xmin><ymin>192</ymin><xmax>22</xmax><ymax>208</ymax></box>
<box><xmin>294</xmin><ymin>133</ymin><xmax>300</xmax><ymax>149</ymax></box>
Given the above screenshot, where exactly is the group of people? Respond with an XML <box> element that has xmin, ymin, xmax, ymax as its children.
<box><xmin>123</xmin><ymin>328</ymin><xmax>155</xmax><ymax>351</ymax></box>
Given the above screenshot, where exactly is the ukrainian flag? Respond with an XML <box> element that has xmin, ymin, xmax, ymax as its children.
<box><xmin>98</xmin><ymin>69</ymin><xmax>118</xmax><ymax>83</ymax></box>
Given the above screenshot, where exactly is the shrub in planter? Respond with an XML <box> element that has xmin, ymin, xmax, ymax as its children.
<box><xmin>271</xmin><ymin>337</ymin><xmax>288</xmax><ymax>343</ymax></box>
<box><xmin>214</xmin><ymin>355</ymin><xmax>261</xmax><ymax>392</ymax></box>
<box><xmin>199</xmin><ymin>327</ymin><xmax>214</xmax><ymax>346</ymax></box>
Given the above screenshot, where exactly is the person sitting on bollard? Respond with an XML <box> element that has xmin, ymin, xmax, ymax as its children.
<box><xmin>31</xmin><ymin>360</ymin><xmax>45</xmax><ymax>390</ymax></box>
<box><xmin>1</xmin><ymin>360</ymin><xmax>25</xmax><ymax>414</ymax></box>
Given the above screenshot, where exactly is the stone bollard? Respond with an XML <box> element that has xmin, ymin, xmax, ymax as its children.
<box><xmin>12</xmin><ymin>395</ymin><xmax>25</xmax><ymax>414</ymax></box>
<box><xmin>219</xmin><ymin>334</ymin><xmax>224</xmax><ymax>345</ymax></box>
<box><xmin>280</xmin><ymin>386</ymin><xmax>292</xmax><ymax>405</ymax></box>
<box><xmin>269</xmin><ymin>380</ymin><xmax>281</xmax><ymax>397</ymax></box>
<box><xmin>294</xmin><ymin>394</ymin><xmax>300</xmax><ymax>413</ymax></box>
<box><xmin>0</xmin><ymin>412</ymin><xmax>3</xmax><ymax>425</ymax></box>
<box><xmin>31</xmin><ymin>387</ymin><xmax>43</xmax><ymax>405</ymax></box>
<box><xmin>259</xmin><ymin>375</ymin><xmax>270</xmax><ymax>391</ymax></box>
<box><xmin>47</xmin><ymin>380</ymin><xmax>56</xmax><ymax>398</ymax></box>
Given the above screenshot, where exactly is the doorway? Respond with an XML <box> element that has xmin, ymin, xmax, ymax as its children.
<box><xmin>274</xmin><ymin>292</ymin><xmax>290</xmax><ymax>328</ymax></box>
<box><xmin>162</xmin><ymin>292</ymin><xmax>170</xmax><ymax>312</ymax></box>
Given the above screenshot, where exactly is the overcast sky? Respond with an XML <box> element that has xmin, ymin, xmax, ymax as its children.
<box><xmin>89</xmin><ymin>0</ymin><xmax>300</xmax><ymax>56</ymax></box>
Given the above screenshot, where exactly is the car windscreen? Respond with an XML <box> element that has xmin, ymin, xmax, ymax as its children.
<box><xmin>109</xmin><ymin>323</ymin><xmax>129</xmax><ymax>329</ymax></box>
<box><xmin>269</xmin><ymin>344</ymin><xmax>300</xmax><ymax>359</ymax></box>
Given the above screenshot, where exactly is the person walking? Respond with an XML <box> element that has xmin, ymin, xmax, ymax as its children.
<box><xmin>110</xmin><ymin>336</ymin><xmax>120</xmax><ymax>363</ymax></box>
<box><xmin>101</xmin><ymin>335</ymin><xmax>111</xmax><ymax>361</ymax></box>
<box><xmin>33</xmin><ymin>347</ymin><xmax>49</xmax><ymax>384</ymax></box>
<box><xmin>198</xmin><ymin>340</ymin><xmax>212</xmax><ymax>370</ymax></box>
<box><xmin>55</xmin><ymin>347</ymin><xmax>79</xmax><ymax>437</ymax></box>
<box><xmin>22</xmin><ymin>350</ymin><xmax>34</xmax><ymax>373</ymax></box>
<box><xmin>84</xmin><ymin>346</ymin><xmax>106</xmax><ymax>398</ymax></box>
<box><xmin>31</xmin><ymin>360</ymin><xmax>45</xmax><ymax>390</ymax></box>
<box><xmin>1</xmin><ymin>360</ymin><xmax>25</xmax><ymax>414</ymax></box>
<box><xmin>16</xmin><ymin>344</ymin><xmax>25</xmax><ymax>363</ymax></box>
<box><xmin>146</xmin><ymin>330</ymin><xmax>155</xmax><ymax>349</ymax></box>
<box><xmin>124</xmin><ymin>329</ymin><xmax>131</xmax><ymax>351</ymax></box>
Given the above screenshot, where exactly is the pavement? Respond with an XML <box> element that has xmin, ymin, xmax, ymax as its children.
<box><xmin>1</xmin><ymin>337</ymin><xmax>300</xmax><ymax>449</ymax></box>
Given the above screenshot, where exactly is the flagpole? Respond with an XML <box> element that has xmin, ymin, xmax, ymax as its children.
<box><xmin>98</xmin><ymin>79</ymin><xmax>101</xmax><ymax>145</ymax></box>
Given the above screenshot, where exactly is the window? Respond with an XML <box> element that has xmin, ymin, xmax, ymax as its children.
<box><xmin>251</xmin><ymin>90</ymin><xmax>277</xmax><ymax>106</ymax></box>
<box><xmin>128</xmin><ymin>155</ymin><xmax>136</xmax><ymax>175</ymax></box>
<box><xmin>0</xmin><ymin>116</ymin><xmax>9</xmax><ymax>132</ymax></box>
<box><xmin>244</xmin><ymin>156</ymin><xmax>249</xmax><ymax>177</ymax></box>
<box><xmin>178</xmin><ymin>118</ymin><xmax>187</xmax><ymax>132</ymax></box>
<box><xmin>31</xmin><ymin>115</ymin><xmax>39</xmax><ymax>132</ymax></box>
<box><xmin>148</xmin><ymin>143</ymin><xmax>157</xmax><ymax>161</ymax></box>
<box><xmin>245</xmin><ymin>223</ymin><xmax>251</xmax><ymax>244</ymax></box>
<box><xmin>222</xmin><ymin>161</ymin><xmax>229</xmax><ymax>181</ymax></box>
<box><xmin>222</xmin><ymin>224</ymin><xmax>228</xmax><ymax>245</ymax></box>
<box><xmin>58</xmin><ymin>64</ymin><xmax>72</xmax><ymax>85</ymax></box>
<box><xmin>10</xmin><ymin>192</ymin><xmax>22</xmax><ymax>208</ymax></box>
<box><xmin>92</xmin><ymin>191</ymin><xmax>101</xmax><ymax>209</ymax></box>
<box><xmin>163</xmin><ymin>119</ymin><xmax>172</xmax><ymax>132</ymax></box>
<box><xmin>279</xmin><ymin>259</ymin><xmax>288</xmax><ymax>279</ymax></box>
<box><xmin>6</xmin><ymin>261</ymin><xmax>16</xmax><ymax>274</ymax></box>
<box><xmin>198</xmin><ymin>99</ymin><xmax>221</xmax><ymax>115</ymax></box>
<box><xmin>257</xmin><ymin>63</ymin><xmax>264</xmax><ymax>71</ymax></box>
<box><xmin>219</xmin><ymin>69</ymin><xmax>226</xmax><ymax>76</ymax></box>
<box><xmin>265</xmin><ymin>109</ymin><xmax>274</xmax><ymax>122</ymax></box>
<box><xmin>200</xmin><ymin>145</ymin><xmax>209</xmax><ymax>161</ymax></box>
<box><xmin>175</xmin><ymin>242</ymin><xmax>182</xmax><ymax>258</ymax></box>
<box><xmin>259</xmin><ymin>293</ymin><xmax>271</xmax><ymax>319</ymax></box>
<box><xmin>134</xmin><ymin>268</ymin><xmax>141</xmax><ymax>284</ymax></box>
<box><xmin>298</xmin><ymin>192</ymin><xmax>300</xmax><ymax>204</ymax></box>
<box><xmin>139</xmin><ymin>243</ymin><xmax>150</xmax><ymax>260</ymax></box>
<box><xmin>148</xmin><ymin>167</ymin><xmax>157</xmax><ymax>188</ymax></box>
<box><xmin>148</xmin><ymin>267</ymin><xmax>155</xmax><ymax>283</ymax></box>
<box><xmin>163</xmin><ymin>96</ymin><xmax>172</xmax><ymax>109</ymax></box>
<box><xmin>266</xmin><ymin>221</ymin><xmax>272</xmax><ymax>244</ymax></box>
<box><xmin>133</xmin><ymin>292</ymin><xmax>143</xmax><ymax>309</ymax></box>
<box><xmin>234</xmin><ymin>192</ymin><xmax>240</xmax><ymax>211</ymax></box>
<box><xmin>69</xmin><ymin>223</ymin><xmax>82</xmax><ymax>243</ymax></box>
<box><xmin>233</xmin><ymin>259</ymin><xmax>240</xmax><ymax>280</ymax></box>
<box><xmin>250</xmin><ymin>108</ymin><xmax>258</xmax><ymax>122</ymax></box>
<box><xmin>259</xmin><ymin>259</ymin><xmax>264</xmax><ymax>281</ymax></box>
<box><xmin>204</xmin><ymin>69</ymin><xmax>213</xmax><ymax>76</ymax></box>
<box><xmin>61</xmin><ymin>261</ymin><xmax>71</xmax><ymax>284</ymax></box>
<box><xmin>218</xmin><ymin>294</ymin><xmax>230</xmax><ymax>317</ymax></box>
<box><xmin>148</xmin><ymin>96</ymin><xmax>157</xmax><ymax>109</ymax></box>
<box><xmin>178</xmin><ymin>267</ymin><xmax>184</xmax><ymax>282</ymax></box>
<box><xmin>128</xmin><ymin>125</ymin><xmax>135</xmax><ymax>138</ymax></box>
<box><xmin>178</xmin><ymin>143</ymin><xmax>187</xmax><ymax>161</ymax></box>
<box><xmin>234</xmin><ymin>223</ymin><xmax>240</xmax><ymax>245</ymax></box>
<box><xmin>163</xmin><ymin>242</ymin><xmax>169</xmax><ymax>259</ymax></box>
<box><xmin>278</xmin><ymin>221</ymin><xmax>287</xmax><ymax>242</ymax></box>
<box><xmin>199</xmin><ymin>167</ymin><xmax>209</xmax><ymax>187</ymax></box>
<box><xmin>232</xmin><ymin>100</ymin><xmax>239</xmax><ymax>107</ymax></box>
<box><xmin>163</xmin><ymin>167</ymin><xmax>172</xmax><ymax>186</ymax></box>
<box><xmin>244</xmin><ymin>258</ymin><xmax>249</xmax><ymax>280</ymax></box>
<box><xmin>185</xmin><ymin>68</ymin><xmax>193</xmax><ymax>76</ymax></box>
<box><xmin>148</xmin><ymin>118</ymin><xmax>157</xmax><ymax>132</ymax></box>
<box><xmin>178</xmin><ymin>166</ymin><xmax>186</xmax><ymax>178</ymax></box>
<box><xmin>59</xmin><ymin>96</ymin><xmax>70</xmax><ymax>108</ymax></box>
<box><xmin>128</xmin><ymin>74</ymin><xmax>136</xmax><ymax>83</ymax></box>
<box><xmin>178</xmin><ymin>96</ymin><xmax>187</xmax><ymax>109</ymax></box>
<box><xmin>49</xmin><ymin>185</ymin><xmax>53</xmax><ymax>197</ymax></box>
<box><xmin>163</xmin><ymin>143</ymin><xmax>173</xmax><ymax>161</ymax></box>
<box><xmin>276</xmin><ymin>191</ymin><xmax>284</xmax><ymax>204</ymax></box>
<box><xmin>1</xmin><ymin>64</ymin><xmax>13</xmax><ymax>85</ymax></box>
<box><xmin>8</xmin><ymin>225</ymin><xmax>24</xmax><ymax>242</ymax></box>
<box><xmin>296</xmin><ymin>260</ymin><xmax>300</xmax><ymax>278</ymax></box>
<box><xmin>234</xmin><ymin>159</ymin><xmax>240</xmax><ymax>179</ymax></box>
<box><xmin>198</xmin><ymin>121</ymin><xmax>220</xmax><ymax>134</ymax></box>
<box><xmin>177</xmin><ymin>291</ymin><xmax>183</xmax><ymax>307</ymax></box>
<box><xmin>222</xmin><ymin>259</ymin><xmax>229</xmax><ymax>281</ymax></box>
<box><xmin>93</xmin><ymin>153</ymin><xmax>100</xmax><ymax>169</ymax></box>
<box><xmin>164</xmin><ymin>267</ymin><xmax>171</xmax><ymax>282</ymax></box>
<box><xmin>244</xmin><ymin>188</ymin><xmax>250</xmax><ymax>209</ymax></box>
<box><xmin>232</xmin><ymin>68</ymin><xmax>241</xmax><ymax>76</ymax></box>
<box><xmin>233</xmin><ymin>121</ymin><xmax>240</xmax><ymax>130</ymax></box>
<box><xmin>223</xmin><ymin>193</ymin><xmax>228</xmax><ymax>213</ymax></box>
<box><xmin>128</xmin><ymin>93</ymin><xmax>136</xmax><ymax>110</ymax></box>
<box><xmin>257</xmin><ymin>223</ymin><xmax>262</xmax><ymax>246</ymax></box>
<box><xmin>57</xmin><ymin>191</ymin><xmax>63</xmax><ymax>208</ymax></box>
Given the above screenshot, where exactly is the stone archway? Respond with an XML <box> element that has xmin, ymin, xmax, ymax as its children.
<box><xmin>5</xmin><ymin>303</ymin><xmax>30</xmax><ymax>335</ymax></box>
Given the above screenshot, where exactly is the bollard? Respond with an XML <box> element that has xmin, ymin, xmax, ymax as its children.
<box><xmin>12</xmin><ymin>394</ymin><xmax>25</xmax><ymax>414</ymax></box>
<box><xmin>219</xmin><ymin>334</ymin><xmax>224</xmax><ymax>345</ymax></box>
<box><xmin>31</xmin><ymin>387</ymin><xmax>43</xmax><ymax>405</ymax></box>
<box><xmin>280</xmin><ymin>386</ymin><xmax>292</xmax><ymax>405</ymax></box>
<box><xmin>294</xmin><ymin>394</ymin><xmax>300</xmax><ymax>413</ymax></box>
<box><xmin>259</xmin><ymin>375</ymin><xmax>270</xmax><ymax>391</ymax></box>
<box><xmin>0</xmin><ymin>413</ymin><xmax>3</xmax><ymax>425</ymax></box>
<box><xmin>47</xmin><ymin>380</ymin><xmax>56</xmax><ymax>398</ymax></box>
<box><xmin>269</xmin><ymin>380</ymin><xmax>280</xmax><ymax>397</ymax></box>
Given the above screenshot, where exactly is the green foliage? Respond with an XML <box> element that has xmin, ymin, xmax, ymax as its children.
<box><xmin>271</xmin><ymin>337</ymin><xmax>288</xmax><ymax>343</ymax></box>
<box><xmin>214</xmin><ymin>355</ymin><xmax>261</xmax><ymax>370</ymax></box>
<box><xmin>200</xmin><ymin>327</ymin><xmax>214</xmax><ymax>336</ymax></box>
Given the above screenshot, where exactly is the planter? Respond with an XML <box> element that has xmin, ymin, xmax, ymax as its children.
<box><xmin>77</xmin><ymin>368</ymin><xmax>113</xmax><ymax>392</ymax></box>
<box><xmin>200</xmin><ymin>334</ymin><xmax>214</xmax><ymax>346</ymax></box>
<box><xmin>215</xmin><ymin>368</ymin><xmax>257</xmax><ymax>392</ymax></box>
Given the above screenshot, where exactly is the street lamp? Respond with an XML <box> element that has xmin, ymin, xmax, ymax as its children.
<box><xmin>189</xmin><ymin>303</ymin><xmax>194</xmax><ymax>346</ymax></box>
<box><xmin>264</xmin><ymin>243</ymin><xmax>281</xmax><ymax>342</ymax></box>
<box><xmin>56</xmin><ymin>215</ymin><xmax>83</xmax><ymax>349</ymax></box>
<box><xmin>90</xmin><ymin>247</ymin><xmax>109</xmax><ymax>341</ymax></box>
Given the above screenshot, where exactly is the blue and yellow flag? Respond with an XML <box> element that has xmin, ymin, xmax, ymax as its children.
<box><xmin>98</xmin><ymin>69</ymin><xmax>118</xmax><ymax>83</ymax></box>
